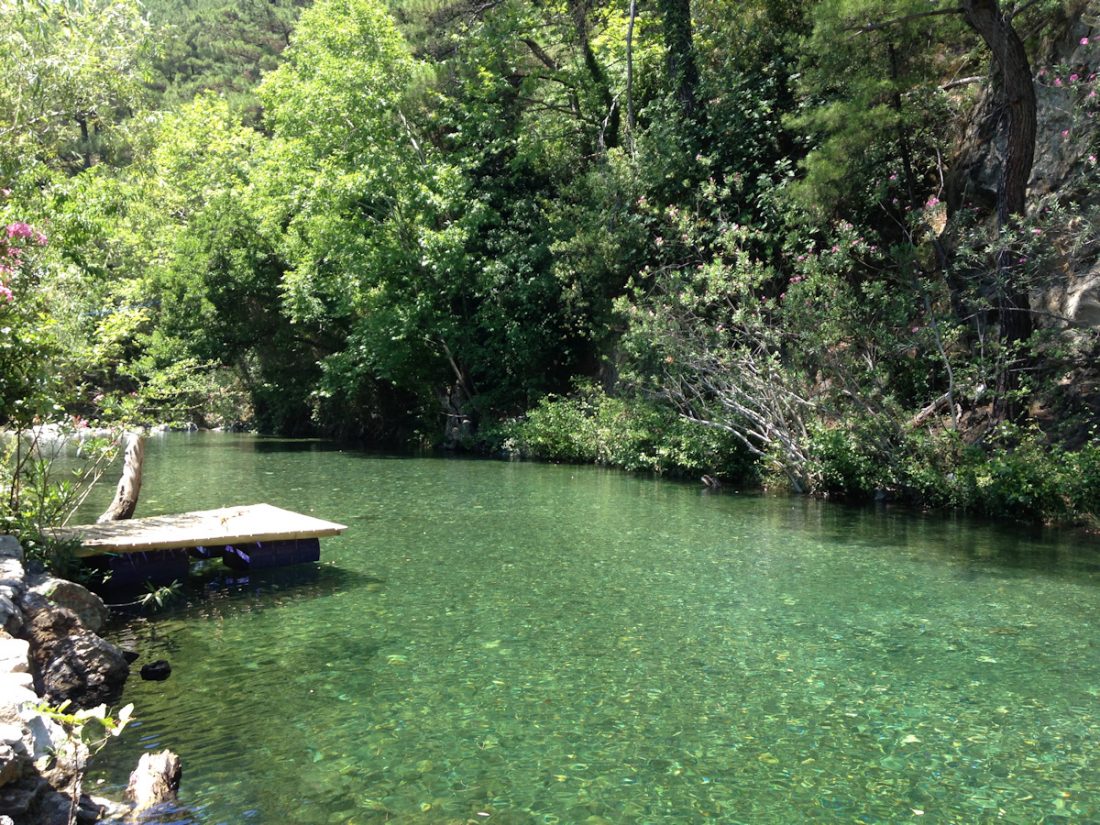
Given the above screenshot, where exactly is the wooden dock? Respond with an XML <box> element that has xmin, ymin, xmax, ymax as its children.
<box><xmin>53</xmin><ymin>504</ymin><xmax>347</xmax><ymax>586</ymax></box>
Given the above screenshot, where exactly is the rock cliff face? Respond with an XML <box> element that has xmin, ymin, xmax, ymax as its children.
<box><xmin>950</xmin><ymin>12</ymin><xmax>1099</xmax><ymax>330</ymax></box>
<box><xmin>945</xmin><ymin>9</ymin><xmax>1099</xmax><ymax>436</ymax></box>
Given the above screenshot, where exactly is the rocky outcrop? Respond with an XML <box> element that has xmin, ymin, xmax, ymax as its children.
<box><xmin>27</xmin><ymin>576</ymin><xmax>109</xmax><ymax>634</ymax></box>
<box><xmin>0</xmin><ymin>627</ymin><xmax>91</xmax><ymax>825</ymax></box>
<box><xmin>1041</xmin><ymin>261</ymin><xmax>1100</xmax><ymax>329</ymax></box>
<box><xmin>0</xmin><ymin>535</ymin><xmax>179</xmax><ymax>824</ymax></box>
<box><xmin>20</xmin><ymin>594</ymin><xmax>130</xmax><ymax>709</ymax></box>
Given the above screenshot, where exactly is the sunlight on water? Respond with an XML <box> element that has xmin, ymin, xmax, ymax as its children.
<box><xmin>87</xmin><ymin>433</ymin><xmax>1100</xmax><ymax>824</ymax></box>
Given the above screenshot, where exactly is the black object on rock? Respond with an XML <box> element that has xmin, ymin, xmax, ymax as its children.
<box><xmin>140</xmin><ymin>660</ymin><xmax>172</xmax><ymax>681</ymax></box>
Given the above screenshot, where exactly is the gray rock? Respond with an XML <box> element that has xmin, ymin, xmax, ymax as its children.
<box><xmin>83</xmin><ymin>795</ymin><xmax>132</xmax><ymax>821</ymax></box>
<box><xmin>0</xmin><ymin>560</ymin><xmax>23</xmax><ymax>604</ymax></box>
<box><xmin>0</xmin><ymin>683</ymin><xmax>37</xmax><ymax>713</ymax></box>
<box><xmin>0</xmin><ymin>781</ymin><xmax>41</xmax><ymax>820</ymax></box>
<box><xmin>0</xmin><ymin>725</ymin><xmax>22</xmax><ymax>748</ymax></box>
<box><xmin>0</xmin><ymin>639</ymin><xmax>29</xmax><ymax>675</ymax></box>
<box><xmin>140</xmin><ymin>660</ymin><xmax>171</xmax><ymax>681</ymax></box>
<box><xmin>0</xmin><ymin>600</ymin><xmax>21</xmax><ymax>637</ymax></box>
<box><xmin>0</xmin><ymin>539</ymin><xmax>21</xmax><ymax>563</ymax></box>
<box><xmin>20</xmin><ymin>595</ymin><xmax>129</xmax><ymax>710</ymax></box>
<box><xmin>0</xmin><ymin>673</ymin><xmax>33</xmax><ymax>694</ymax></box>
<box><xmin>0</xmin><ymin>743</ymin><xmax>19</xmax><ymax>788</ymax></box>
<box><xmin>28</xmin><ymin>578</ymin><xmax>108</xmax><ymax>634</ymax></box>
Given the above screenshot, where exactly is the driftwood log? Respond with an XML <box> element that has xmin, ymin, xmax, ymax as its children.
<box><xmin>125</xmin><ymin>750</ymin><xmax>182</xmax><ymax>816</ymax></box>
<box><xmin>97</xmin><ymin>432</ymin><xmax>144</xmax><ymax>523</ymax></box>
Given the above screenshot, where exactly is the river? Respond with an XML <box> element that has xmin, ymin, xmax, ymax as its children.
<box><xmin>84</xmin><ymin>433</ymin><xmax>1099</xmax><ymax>824</ymax></box>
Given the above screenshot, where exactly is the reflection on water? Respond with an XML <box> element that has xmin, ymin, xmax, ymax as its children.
<box><xmin>89</xmin><ymin>434</ymin><xmax>1100</xmax><ymax>824</ymax></box>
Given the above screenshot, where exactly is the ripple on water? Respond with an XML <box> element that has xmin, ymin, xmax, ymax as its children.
<box><xmin>86</xmin><ymin>435</ymin><xmax>1100</xmax><ymax>824</ymax></box>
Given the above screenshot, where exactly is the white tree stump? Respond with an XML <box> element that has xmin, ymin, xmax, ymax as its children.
<box><xmin>98</xmin><ymin>432</ymin><xmax>145</xmax><ymax>523</ymax></box>
<box><xmin>125</xmin><ymin>749</ymin><xmax>181</xmax><ymax>814</ymax></box>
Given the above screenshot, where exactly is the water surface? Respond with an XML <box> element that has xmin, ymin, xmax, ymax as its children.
<box><xmin>87</xmin><ymin>433</ymin><xmax>1100</xmax><ymax>824</ymax></box>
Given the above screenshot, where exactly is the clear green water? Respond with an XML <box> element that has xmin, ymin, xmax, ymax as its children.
<box><xmin>85</xmin><ymin>433</ymin><xmax>1100</xmax><ymax>824</ymax></box>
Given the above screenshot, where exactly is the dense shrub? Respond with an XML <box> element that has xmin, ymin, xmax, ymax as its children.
<box><xmin>496</xmin><ymin>386</ymin><xmax>756</xmax><ymax>482</ymax></box>
<box><xmin>808</xmin><ymin>421</ymin><xmax>1100</xmax><ymax>525</ymax></box>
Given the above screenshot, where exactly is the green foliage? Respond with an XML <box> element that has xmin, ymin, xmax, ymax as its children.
<box><xmin>805</xmin><ymin>423</ymin><xmax>1100</xmax><ymax>525</ymax></box>
<box><xmin>0</xmin><ymin>0</ymin><xmax>150</xmax><ymax>180</ymax></box>
<box><xmin>1</xmin><ymin>425</ymin><xmax>119</xmax><ymax>575</ymax></box>
<box><xmin>0</xmin><ymin>0</ymin><xmax>1095</xmax><ymax>530</ymax></box>
<box><xmin>142</xmin><ymin>0</ymin><xmax>308</xmax><ymax>115</ymax></box>
<box><xmin>37</xmin><ymin>698</ymin><xmax>134</xmax><ymax>758</ymax></box>
<box><xmin>500</xmin><ymin>385</ymin><xmax>755</xmax><ymax>479</ymax></box>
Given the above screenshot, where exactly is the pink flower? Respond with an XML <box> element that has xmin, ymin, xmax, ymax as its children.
<box><xmin>1054</xmin><ymin>77</ymin><xmax>1064</xmax><ymax>87</ymax></box>
<box><xmin>830</xmin><ymin>245</ymin><xmax>840</xmax><ymax>253</ymax></box>
<box><xmin>1061</xmin><ymin>129</ymin><xmax>1070</xmax><ymax>137</ymax></box>
<box><xmin>1032</xmin><ymin>228</ymin><xmax>1043</xmax><ymax>235</ymax></box>
<box><xmin>0</xmin><ymin>285</ymin><xmax>12</xmax><ymax>303</ymax></box>
<box><xmin>1070</xmin><ymin>73</ymin><xmax>1080</xmax><ymax>82</ymax></box>
<box><xmin>1081</xmin><ymin>37</ymin><xmax>1090</xmax><ymax>46</ymax></box>
<box><xmin>889</xmin><ymin>173</ymin><xmax>898</xmax><ymax>181</ymax></box>
<box><xmin>911</xmin><ymin>326</ymin><xmax>920</xmax><ymax>333</ymax></box>
<box><xmin>926</xmin><ymin>195</ymin><xmax>940</xmax><ymax>208</ymax></box>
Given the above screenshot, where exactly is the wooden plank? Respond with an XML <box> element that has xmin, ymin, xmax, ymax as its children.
<box><xmin>52</xmin><ymin>503</ymin><xmax>347</xmax><ymax>557</ymax></box>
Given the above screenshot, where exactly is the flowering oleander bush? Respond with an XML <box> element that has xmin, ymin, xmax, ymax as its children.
<box><xmin>0</xmin><ymin>220</ymin><xmax>47</xmax><ymax>304</ymax></box>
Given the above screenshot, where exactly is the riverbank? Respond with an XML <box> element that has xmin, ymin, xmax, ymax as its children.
<box><xmin>489</xmin><ymin>387</ymin><xmax>1100</xmax><ymax>528</ymax></box>
<box><xmin>0</xmin><ymin>535</ymin><xmax>178</xmax><ymax>824</ymax></box>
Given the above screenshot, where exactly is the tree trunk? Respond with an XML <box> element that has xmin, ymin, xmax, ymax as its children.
<box><xmin>658</xmin><ymin>0</ymin><xmax>701</xmax><ymax>121</ymax></box>
<box><xmin>960</xmin><ymin>0</ymin><xmax>1037</xmax><ymax>413</ymax></box>
<box><xmin>97</xmin><ymin>432</ymin><xmax>144</xmax><ymax>523</ymax></box>
<box><xmin>567</xmin><ymin>0</ymin><xmax>620</xmax><ymax>151</ymax></box>
<box><xmin>626</xmin><ymin>0</ymin><xmax>637</xmax><ymax>152</ymax></box>
<box><xmin>959</xmin><ymin>0</ymin><xmax>1034</xmax><ymax>413</ymax></box>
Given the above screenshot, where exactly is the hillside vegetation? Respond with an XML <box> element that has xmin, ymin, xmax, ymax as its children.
<box><xmin>2</xmin><ymin>0</ymin><xmax>1099</xmax><ymax>522</ymax></box>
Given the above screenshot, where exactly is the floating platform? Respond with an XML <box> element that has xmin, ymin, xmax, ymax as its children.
<box><xmin>53</xmin><ymin>504</ymin><xmax>347</xmax><ymax>586</ymax></box>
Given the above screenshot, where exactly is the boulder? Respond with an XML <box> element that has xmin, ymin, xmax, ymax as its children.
<box><xmin>18</xmin><ymin>594</ymin><xmax>129</xmax><ymax>710</ymax></box>
<box><xmin>0</xmin><ymin>539</ymin><xmax>21</xmax><ymax>563</ymax></box>
<box><xmin>0</xmin><ymin>742</ymin><xmax>20</xmax><ymax>788</ymax></box>
<box><xmin>27</xmin><ymin>577</ymin><xmax>108</xmax><ymax>634</ymax></box>
<box><xmin>0</xmin><ymin>561</ymin><xmax>23</xmax><ymax>604</ymax></box>
<box><xmin>0</xmin><ymin>600</ymin><xmax>20</xmax><ymax>637</ymax></box>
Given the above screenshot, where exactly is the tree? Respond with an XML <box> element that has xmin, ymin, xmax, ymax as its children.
<box><xmin>958</xmin><ymin>0</ymin><xmax>1038</xmax><ymax>368</ymax></box>
<box><xmin>0</xmin><ymin>0</ymin><xmax>149</xmax><ymax>180</ymax></box>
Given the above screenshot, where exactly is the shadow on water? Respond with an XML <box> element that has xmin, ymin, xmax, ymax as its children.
<box><xmin>759</xmin><ymin>493</ymin><xmax>1100</xmax><ymax>582</ymax></box>
<box><xmin>103</xmin><ymin>561</ymin><xmax>383</xmax><ymax>625</ymax></box>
